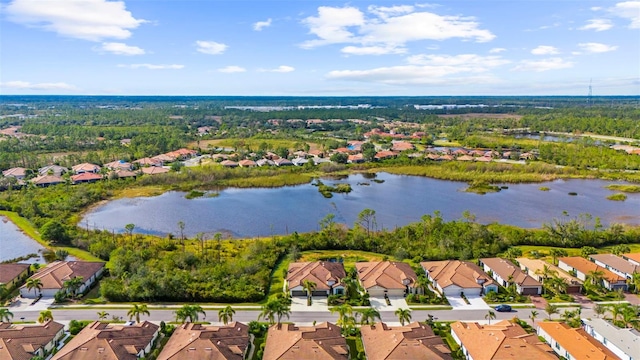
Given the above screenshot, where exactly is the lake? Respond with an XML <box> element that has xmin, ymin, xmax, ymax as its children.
<box><xmin>0</xmin><ymin>216</ymin><xmax>46</xmax><ymax>263</ymax></box>
<box><xmin>82</xmin><ymin>173</ymin><xmax>640</xmax><ymax>238</ymax></box>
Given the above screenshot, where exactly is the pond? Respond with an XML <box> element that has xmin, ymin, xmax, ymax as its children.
<box><xmin>81</xmin><ymin>173</ymin><xmax>640</xmax><ymax>238</ymax></box>
<box><xmin>0</xmin><ymin>217</ymin><xmax>46</xmax><ymax>263</ymax></box>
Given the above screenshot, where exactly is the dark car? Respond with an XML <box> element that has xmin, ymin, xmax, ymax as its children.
<box><xmin>495</xmin><ymin>304</ymin><xmax>512</xmax><ymax>312</ymax></box>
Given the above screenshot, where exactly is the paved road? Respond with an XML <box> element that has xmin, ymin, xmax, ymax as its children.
<box><xmin>11</xmin><ymin>307</ymin><xmax>593</xmax><ymax>326</ymax></box>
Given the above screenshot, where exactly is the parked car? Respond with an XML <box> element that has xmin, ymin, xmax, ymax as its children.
<box><xmin>495</xmin><ymin>304</ymin><xmax>512</xmax><ymax>312</ymax></box>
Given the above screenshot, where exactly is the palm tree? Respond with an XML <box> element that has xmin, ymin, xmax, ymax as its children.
<box><xmin>485</xmin><ymin>310</ymin><xmax>496</xmax><ymax>325</ymax></box>
<box><xmin>341</xmin><ymin>277</ymin><xmax>359</xmax><ymax>300</ymax></box>
<box><xmin>535</xmin><ymin>265</ymin><xmax>557</xmax><ymax>295</ymax></box>
<box><xmin>586</xmin><ymin>270</ymin><xmax>606</xmax><ymax>290</ymax></box>
<box><xmin>330</xmin><ymin>304</ymin><xmax>353</xmax><ymax>327</ymax></box>
<box><xmin>416</xmin><ymin>275</ymin><xmax>431</xmax><ymax>296</ymax></box>
<box><xmin>0</xmin><ymin>283</ymin><xmax>8</xmax><ymax>299</ymax></box>
<box><xmin>97</xmin><ymin>311</ymin><xmax>109</xmax><ymax>321</ymax></box>
<box><xmin>0</xmin><ymin>308</ymin><xmax>13</xmax><ymax>322</ymax></box>
<box><xmin>594</xmin><ymin>304</ymin><xmax>606</xmax><ymax>318</ymax></box>
<box><xmin>273</xmin><ymin>299</ymin><xmax>291</xmax><ymax>325</ymax></box>
<box><xmin>38</xmin><ymin>310</ymin><xmax>53</xmax><ymax>323</ymax></box>
<box><xmin>609</xmin><ymin>303</ymin><xmax>625</xmax><ymax>324</ymax></box>
<box><xmin>529</xmin><ymin>310</ymin><xmax>538</xmax><ymax>324</ymax></box>
<box><xmin>628</xmin><ymin>272</ymin><xmax>640</xmax><ymax>294</ymax></box>
<box><xmin>545</xmin><ymin>303</ymin><xmax>559</xmax><ymax>320</ymax></box>
<box><xmin>128</xmin><ymin>304</ymin><xmax>150</xmax><ymax>323</ymax></box>
<box><xmin>260</xmin><ymin>298</ymin><xmax>290</xmax><ymax>325</ymax></box>
<box><xmin>259</xmin><ymin>300</ymin><xmax>278</xmax><ymax>325</ymax></box>
<box><xmin>302</xmin><ymin>280</ymin><xmax>317</xmax><ymax>306</ymax></box>
<box><xmin>357</xmin><ymin>308</ymin><xmax>381</xmax><ymax>325</ymax></box>
<box><xmin>621</xmin><ymin>305</ymin><xmax>640</xmax><ymax>328</ymax></box>
<box><xmin>175</xmin><ymin>304</ymin><xmax>206</xmax><ymax>323</ymax></box>
<box><xmin>395</xmin><ymin>308</ymin><xmax>412</xmax><ymax>326</ymax></box>
<box><xmin>63</xmin><ymin>276</ymin><xmax>84</xmax><ymax>300</ymax></box>
<box><xmin>25</xmin><ymin>278</ymin><xmax>43</xmax><ymax>297</ymax></box>
<box><xmin>218</xmin><ymin>305</ymin><xmax>235</xmax><ymax>325</ymax></box>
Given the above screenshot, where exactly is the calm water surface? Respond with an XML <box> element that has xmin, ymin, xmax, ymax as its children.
<box><xmin>0</xmin><ymin>217</ymin><xmax>46</xmax><ymax>262</ymax></box>
<box><xmin>82</xmin><ymin>173</ymin><xmax>640</xmax><ymax>238</ymax></box>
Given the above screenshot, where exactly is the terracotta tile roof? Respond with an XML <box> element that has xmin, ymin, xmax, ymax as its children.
<box><xmin>238</xmin><ymin>159</ymin><xmax>257</xmax><ymax>167</ymax></box>
<box><xmin>104</xmin><ymin>161</ymin><xmax>132</xmax><ymax>170</ymax></box>
<box><xmin>355</xmin><ymin>262</ymin><xmax>417</xmax><ymax>291</ymax></box>
<box><xmin>558</xmin><ymin>257</ymin><xmax>625</xmax><ymax>283</ymax></box>
<box><xmin>262</xmin><ymin>322</ymin><xmax>348</xmax><ymax>360</ymax></box>
<box><xmin>374</xmin><ymin>150</ymin><xmax>397</xmax><ymax>160</ymax></box>
<box><xmin>133</xmin><ymin>157</ymin><xmax>162</xmax><ymax>166</ymax></box>
<box><xmin>31</xmin><ymin>175</ymin><xmax>64</xmax><ymax>186</ymax></box>
<box><xmin>2</xmin><ymin>167</ymin><xmax>27</xmax><ymax>177</ymax></box>
<box><xmin>480</xmin><ymin>258</ymin><xmax>542</xmax><ymax>287</ymax></box>
<box><xmin>220</xmin><ymin>160</ymin><xmax>238</xmax><ymax>167</ymax></box>
<box><xmin>52</xmin><ymin>321</ymin><xmax>158</xmax><ymax>360</ymax></box>
<box><xmin>287</xmin><ymin>262</ymin><xmax>346</xmax><ymax>291</ymax></box>
<box><xmin>152</xmin><ymin>154</ymin><xmax>177</xmax><ymax>162</ymax></box>
<box><xmin>590</xmin><ymin>254</ymin><xmax>640</xmax><ymax>275</ymax></box>
<box><xmin>113</xmin><ymin>170</ymin><xmax>137</xmax><ymax>178</ymax></box>
<box><xmin>361</xmin><ymin>322</ymin><xmax>452</xmax><ymax>360</ymax></box>
<box><xmin>0</xmin><ymin>321</ymin><xmax>64</xmax><ymax>360</ymax></box>
<box><xmin>451</xmin><ymin>320</ymin><xmax>555</xmax><ymax>359</ymax></box>
<box><xmin>71</xmin><ymin>172</ymin><xmax>103</xmax><ymax>182</ymax></box>
<box><xmin>141</xmin><ymin>167</ymin><xmax>169</xmax><ymax>175</ymax></box>
<box><xmin>537</xmin><ymin>322</ymin><xmax>620</xmax><ymax>360</ymax></box>
<box><xmin>516</xmin><ymin>258</ymin><xmax>582</xmax><ymax>285</ymax></box>
<box><xmin>622</xmin><ymin>252</ymin><xmax>640</xmax><ymax>264</ymax></box>
<box><xmin>421</xmin><ymin>260</ymin><xmax>494</xmax><ymax>290</ymax></box>
<box><xmin>71</xmin><ymin>163</ymin><xmax>101</xmax><ymax>173</ymax></box>
<box><xmin>0</xmin><ymin>263</ymin><xmax>30</xmax><ymax>285</ymax></box>
<box><xmin>157</xmin><ymin>322</ymin><xmax>249</xmax><ymax>360</ymax></box>
<box><xmin>23</xmin><ymin>261</ymin><xmax>104</xmax><ymax>292</ymax></box>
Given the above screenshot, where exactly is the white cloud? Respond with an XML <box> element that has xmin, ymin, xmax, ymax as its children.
<box><xmin>1</xmin><ymin>80</ymin><xmax>77</xmax><ymax>90</ymax></box>
<box><xmin>591</xmin><ymin>6</ymin><xmax>603</xmax><ymax>11</ymax></box>
<box><xmin>578</xmin><ymin>42</ymin><xmax>618</xmax><ymax>53</ymax></box>
<box><xmin>489</xmin><ymin>47</ymin><xmax>506</xmax><ymax>53</ymax></box>
<box><xmin>326</xmin><ymin>53</ymin><xmax>508</xmax><ymax>85</ymax></box>
<box><xmin>118</xmin><ymin>64</ymin><xmax>184</xmax><ymax>70</ymax></box>
<box><xmin>531</xmin><ymin>45</ymin><xmax>560</xmax><ymax>55</ymax></box>
<box><xmin>579</xmin><ymin>19</ymin><xmax>613</xmax><ymax>31</ymax></box>
<box><xmin>300</xmin><ymin>5</ymin><xmax>494</xmax><ymax>51</ymax></box>
<box><xmin>195</xmin><ymin>40</ymin><xmax>228</xmax><ymax>55</ymax></box>
<box><xmin>512</xmin><ymin>58</ymin><xmax>574</xmax><ymax>72</ymax></box>
<box><xmin>4</xmin><ymin>0</ymin><xmax>145</xmax><ymax>41</ymax></box>
<box><xmin>259</xmin><ymin>65</ymin><xmax>295</xmax><ymax>73</ymax></box>
<box><xmin>253</xmin><ymin>18</ymin><xmax>272</xmax><ymax>31</ymax></box>
<box><xmin>609</xmin><ymin>1</ymin><xmax>640</xmax><ymax>28</ymax></box>
<box><xmin>97</xmin><ymin>42</ymin><xmax>145</xmax><ymax>55</ymax></box>
<box><xmin>341</xmin><ymin>45</ymin><xmax>406</xmax><ymax>55</ymax></box>
<box><xmin>218</xmin><ymin>66</ymin><xmax>246</xmax><ymax>73</ymax></box>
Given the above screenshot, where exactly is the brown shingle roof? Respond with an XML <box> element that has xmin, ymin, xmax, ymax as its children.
<box><xmin>287</xmin><ymin>262</ymin><xmax>346</xmax><ymax>291</ymax></box>
<box><xmin>355</xmin><ymin>262</ymin><xmax>417</xmax><ymax>290</ymax></box>
<box><xmin>23</xmin><ymin>261</ymin><xmax>104</xmax><ymax>292</ymax></box>
<box><xmin>558</xmin><ymin>257</ymin><xmax>625</xmax><ymax>283</ymax></box>
<box><xmin>157</xmin><ymin>322</ymin><xmax>249</xmax><ymax>360</ymax></box>
<box><xmin>451</xmin><ymin>320</ymin><xmax>555</xmax><ymax>360</ymax></box>
<box><xmin>537</xmin><ymin>322</ymin><xmax>621</xmax><ymax>360</ymax></box>
<box><xmin>361</xmin><ymin>322</ymin><xmax>452</xmax><ymax>360</ymax></box>
<box><xmin>71</xmin><ymin>163</ymin><xmax>101</xmax><ymax>173</ymax></box>
<box><xmin>141</xmin><ymin>167</ymin><xmax>169</xmax><ymax>175</ymax></box>
<box><xmin>262</xmin><ymin>322</ymin><xmax>348</xmax><ymax>360</ymax></box>
<box><xmin>52</xmin><ymin>321</ymin><xmax>158</xmax><ymax>360</ymax></box>
<box><xmin>0</xmin><ymin>321</ymin><xmax>64</xmax><ymax>360</ymax></box>
<box><xmin>0</xmin><ymin>263</ymin><xmax>30</xmax><ymax>285</ymax></box>
<box><xmin>2</xmin><ymin>167</ymin><xmax>27</xmax><ymax>178</ymax></box>
<box><xmin>480</xmin><ymin>258</ymin><xmax>542</xmax><ymax>287</ymax></box>
<box><xmin>31</xmin><ymin>175</ymin><xmax>64</xmax><ymax>186</ymax></box>
<box><xmin>589</xmin><ymin>254</ymin><xmax>640</xmax><ymax>275</ymax></box>
<box><xmin>421</xmin><ymin>260</ymin><xmax>494</xmax><ymax>290</ymax></box>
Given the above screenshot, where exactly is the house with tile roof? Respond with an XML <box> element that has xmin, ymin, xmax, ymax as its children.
<box><xmin>2</xmin><ymin>167</ymin><xmax>28</xmax><ymax>179</ymax></box>
<box><xmin>0</xmin><ymin>321</ymin><xmax>65</xmax><ymax>360</ymax></box>
<box><xmin>583</xmin><ymin>318</ymin><xmax>639</xmax><ymax>360</ymax></box>
<box><xmin>274</xmin><ymin>158</ymin><xmax>293</xmax><ymax>166</ymax></box>
<box><xmin>361</xmin><ymin>322</ymin><xmax>453</xmax><ymax>360</ymax></box>
<box><xmin>20</xmin><ymin>261</ymin><xmax>105</xmax><ymax>299</ymax></box>
<box><xmin>71</xmin><ymin>172</ymin><xmax>102</xmax><ymax>184</ymax></box>
<box><xmin>52</xmin><ymin>321</ymin><xmax>159</xmax><ymax>360</ymax></box>
<box><xmin>141</xmin><ymin>166</ymin><xmax>170</xmax><ymax>175</ymax></box>
<box><xmin>238</xmin><ymin>159</ymin><xmax>257</xmax><ymax>167</ymax></box>
<box><xmin>30</xmin><ymin>175</ymin><xmax>64</xmax><ymax>187</ymax></box>
<box><xmin>104</xmin><ymin>160</ymin><xmax>133</xmax><ymax>171</ymax></box>
<box><xmin>621</xmin><ymin>253</ymin><xmax>640</xmax><ymax>266</ymax></box>
<box><xmin>421</xmin><ymin>260</ymin><xmax>497</xmax><ymax>297</ymax></box>
<box><xmin>157</xmin><ymin>322</ymin><xmax>249</xmax><ymax>360</ymax></box>
<box><xmin>286</xmin><ymin>262</ymin><xmax>346</xmax><ymax>297</ymax></box>
<box><xmin>537</xmin><ymin>321</ymin><xmax>621</xmax><ymax>360</ymax></box>
<box><xmin>516</xmin><ymin>258</ymin><xmax>583</xmax><ymax>294</ymax></box>
<box><xmin>479</xmin><ymin>258</ymin><xmax>542</xmax><ymax>295</ymax></box>
<box><xmin>133</xmin><ymin>157</ymin><xmax>162</xmax><ymax>167</ymax></box>
<box><xmin>71</xmin><ymin>163</ymin><xmax>101</xmax><ymax>174</ymax></box>
<box><xmin>262</xmin><ymin>322</ymin><xmax>348</xmax><ymax>360</ymax></box>
<box><xmin>38</xmin><ymin>165</ymin><xmax>68</xmax><ymax>177</ymax></box>
<box><xmin>111</xmin><ymin>169</ymin><xmax>137</xmax><ymax>179</ymax></box>
<box><xmin>558</xmin><ymin>257</ymin><xmax>627</xmax><ymax>291</ymax></box>
<box><xmin>355</xmin><ymin>262</ymin><xmax>418</xmax><ymax>297</ymax></box>
<box><xmin>590</xmin><ymin>254</ymin><xmax>640</xmax><ymax>280</ymax></box>
<box><xmin>451</xmin><ymin>320</ymin><xmax>556</xmax><ymax>360</ymax></box>
<box><xmin>0</xmin><ymin>263</ymin><xmax>31</xmax><ymax>290</ymax></box>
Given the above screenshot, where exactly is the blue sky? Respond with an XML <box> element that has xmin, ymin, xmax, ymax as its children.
<box><xmin>1</xmin><ymin>0</ymin><xmax>638</xmax><ymax>95</ymax></box>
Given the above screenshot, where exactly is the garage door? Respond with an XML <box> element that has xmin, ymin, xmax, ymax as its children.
<box><xmin>312</xmin><ymin>290</ymin><xmax>327</xmax><ymax>296</ymax></box>
<box><xmin>291</xmin><ymin>291</ymin><xmax>306</xmax><ymax>296</ymax></box>
<box><xmin>521</xmin><ymin>287</ymin><xmax>539</xmax><ymax>295</ymax></box>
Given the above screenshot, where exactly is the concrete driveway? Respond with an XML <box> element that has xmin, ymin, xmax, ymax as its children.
<box><xmin>369</xmin><ymin>296</ymin><xmax>409</xmax><ymax>311</ymax></box>
<box><xmin>446</xmin><ymin>294</ymin><xmax>490</xmax><ymax>310</ymax></box>
<box><xmin>10</xmin><ymin>297</ymin><xmax>55</xmax><ymax>312</ymax></box>
<box><xmin>290</xmin><ymin>296</ymin><xmax>328</xmax><ymax>312</ymax></box>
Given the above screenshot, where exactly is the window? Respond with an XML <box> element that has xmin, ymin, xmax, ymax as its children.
<box><xmin>555</xmin><ymin>342</ymin><xmax>560</xmax><ymax>350</ymax></box>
